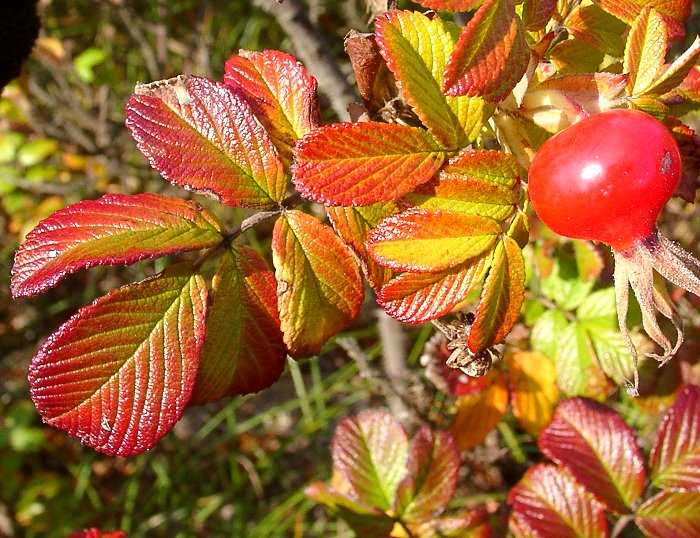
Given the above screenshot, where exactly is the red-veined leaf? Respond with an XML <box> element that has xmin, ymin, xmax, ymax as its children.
<box><xmin>522</xmin><ymin>0</ymin><xmax>557</xmax><ymax>31</ymax></box>
<box><xmin>635</xmin><ymin>490</ymin><xmax>700</xmax><ymax>537</ymax></box>
<box><xmin>326</xmin><ymin>203</ymin><xmax>398</xmax><ymax>291</ymax></box>
<box><xmin>649</xmin><ymin>384</ymin><xmax>700</xmax><ymax>490</ymax></box>
<box><xmin>394</xmin><ymin>428</ymin><xmax>459</xmax><ymax>521</ymax></box>
<box><xmin>11</xmin><ymin>193</ymin><xmax>223</xmax><ymax>298</ymax></box>
<box><xmin>413</xmin><ymin>0</ymin><xmax>484</xmax><ymax>10</ymax></box>
<box><xmin>565</xmin><ymin>3</ymin><xmax>627</xmax><ymax>57</ymax></box>
<box><xmin>538</xmin><ymin>397</ymin><xmax>646</xmax><ymax>513</ymax></box>
<box><xmin>332</xmin><ymin>409</ymin><xmax>410</xmax><ymax>512</ymax></box>
<box><xmin>272</xmin><ymin>210</ymin><xmax>364</xmax><ymax>357</ymax></box>
<box><xmin>450</xmin><ymin>370</ymin><xmax>508</xmax><ymax>450</ymax></box>
<box><xmin>410</xmin><ymin>507</ymin><xmax>492</xmax><ymax>538</ymax></box>
<box><xmin>507</xmin><ymin>351</ymin><xmax>560</xmax><ymax>436</ymax></box>
<box><xmin>443</xmin><ymin>0</ymin><xmax>530</xmax><ymax>102</ymax></box>
<box><xmin>28</xmin><ymin>264</ymin><xmax>207</xmax><ymax>456</ymax></box>
<box><xmin>594</xmin><ymin>0</ymin><xmax>691</xmax><ymax>42</ymax></box>
<box><xmin>367</xmin><ymin>208</ymin><xmax>500</xmax><ymax>273</ymax></box>
<box><xmin>508</xmin><ymin>464</ymin><xmax>609</xmax><ymax>538</ymax></box>
<box><xmin>405</xmin><ymin>148</ymin><xmax>520</xmax><ymax>221</ymax></box>
<box><xmin>189</xmin><ymin>246</ymin><xmax>286</xmax><ymax>405</ymax></box>
<box><xmin>624</xmin><ymin>7</ymin><xmax>668</xmax><ymax>96</ymax></box>
<box><xmin>375</xmin><ymin>10</ymin><xmax>483</xmax><ymax>148</ymax></box>
<box><xmin>377</xmin><ymin>250</ymin><xmax>491</xmax><ymax>324</ymax></box>
<box><xmin>223</xmin><ymin>50</ymin><xmax>319</xmax><ymax>166</ymax></box>
<box><xmin>126</xmin><ymin>75</ymin><xmax>286</xmax><ymax>206</ymax></box>
<box><xmin>292</xmin><ymin>122</ymin><xmax>445</xmax><ymax>206</ymax></box>
<box><xmin>468</xmin><ymin>235</ymin><xmax>525</xmax><ymax>352</ymax></box>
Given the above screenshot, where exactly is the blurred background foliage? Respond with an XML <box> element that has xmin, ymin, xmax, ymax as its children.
<box><xmin>2</xmin><ymin>1</ymin><xmax>700</xmax><ymax>537</ymax></box>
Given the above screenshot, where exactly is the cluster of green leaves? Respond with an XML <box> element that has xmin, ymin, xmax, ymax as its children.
<box><xmin>310</xmin><ymin>385</ymin><xmax>700</xmax><ymax>537</ymax></box>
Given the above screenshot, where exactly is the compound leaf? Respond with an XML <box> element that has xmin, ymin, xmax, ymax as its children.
<box><xmin>635</xmin><ymin>490</ymin><xmax>700</xmax><ymax>537</ymax></box>
<box><xmin>367</xmin><ymin>209</ymin><xmax>499</xmax><ymax>273</ymax></box>
<box><xmin>443</xmin><ymin>0</ymin><xmax>530</xmax><ymax>102</ymax></box>
<box><xmin>292</xmin><ymin>122</ymin><xmax>445</xmax><ymax>206</ymax></box>
<box><xmin>468</xmin><ymin>235</ymin><xmax>525</xmax><ymax>352</ymax></box>
<box><xmin>331</xmin><ymin>409</ymin><xmax>410</xmax><ymax>512</ymax></box>
<box><xmin>649</xmin><ymin>384</ymin><xmax>700</xmax><ymax>490</ymax></box>
<box><xmin>272</xmin><ymin>210</ymin><xmax>364</xmax><ymax>357</ymax></box>
<box><xmin>11</xmin><ymin>193</ymin><xmax>223</xmax><ymax>298</ymax></box>
<box><xmin>375</xmin><ymin>10</ymin><xmax>483</xmax><ymax>148</ymax></box>
<box><xmin>189</xmin><ymin>246</ymin><xmax>286</xmax><ymax>405</ymax></box>
<box><xmin>538</xmin><ymin>397</ymin><xmax>646</xmax><ymax>513</ymax></box>
<box><xmin>508</xmin><ymin>464</ymin><xmax>608</xmax><ymax>538</ymax></box>
<box><xmin>126</xmin><ymin>75</ymin><xmax>286</xmax><ymax>206</ymax></box>
<box><xmin>224</xmin><ymin>50</ymin><xmax>319</xmax><ymax>166</ymax></box>
<box><xmin>28</xmin><ymin>264</ymin><xmax>207</xmax><ymax>456</ymax></box>
<box><xmin>507</xmin><ymin>351</ymin><xmax>559</xmax><ymax>436</ymax></box>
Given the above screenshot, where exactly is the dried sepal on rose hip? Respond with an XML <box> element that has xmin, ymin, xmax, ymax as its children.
<box><xmin>528</xmin><ymin>108</ymin><xmax>699</xmax><ymax>395</ymax></box>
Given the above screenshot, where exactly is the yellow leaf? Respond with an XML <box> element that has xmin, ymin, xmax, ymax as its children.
<box><xmin>450</xmin><ymin>370</ymin><xmax>509</xmax><ymax>450</ymax></box>
<box><xmin>507</xmin><ymin>351</ymin><xmax>560</xmax><ymax>435</ymax></box>
<box><xmin>624</xmin><ymin>7</ymin><xmax>667</xmax><ymax>96</ymax></box>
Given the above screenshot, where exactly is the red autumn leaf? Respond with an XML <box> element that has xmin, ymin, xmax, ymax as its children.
<box><xmin>522</xmin><ymin>0</ymin><xmax>557</xmax><ymax>31</ymax></box>
<box><xmin>67</xmin><ymin>530</ymin><xmax>127</xmax><ymax>538</ymax></box>
<box><xmin>126</xmin><ymin>75</ymin><xmax>286</xmax><ymax>207</ymax></box>
<box><xmin>189</xmin><ymin>246</ymin><xmax>286</xmax><ymax>405</ymax></box>
<box><xmin>272</xmin><ymin>210</ymin><xmax>364</xmax><ymax>357</ymax></box>
<box><xmin>594</xmin><ymin>0</ymin><xmax>691</xmax><ymax>42</ymax></box>
<box><xmin>11</xmin><ymin>193</ymin><xmax>223</xmax><ymax>299</ymax></box>
<box><xmin>29</xmin><ymin>265</ymin><xmax>207</xmax><ymax>456</ymax></box>
<box><xmin>292</xmin><ymin>122</ymin><xmax>445</xmax><ymax>206</ymax></box>
<box><xmin>326</xmin><ymin>203</ymin><xmax>398</xmax><ymax>291</ymax></box>
<box><xmin>224</xmin><ymin>49</ymin><xmax>319</xmax><ymax>165</ymax></box>
<box><xmin>508</xmin><ymin>464</ymin><xmax>609</xmax><ymax>538</ymax></box>
<box><xmin>367</xmin><ymin>208</ymin><xmax>500</xmax><ymax>273</ymax></box>
<box><xmin>394</xmin><ymin>428</ymin><xmax>459</xmax><ymax>521</ymax></box>
<box><xmin>468</xmin><ymin>235</ymin><xmax>525</xmax><ymax>352</ymax></box>
<box><xmin>538</xmin><ymin>397</ymin><xmax>646</xmax><ymax>513</ymax></box>
<box><xmin>635</xmin><ymin>490</ymin><xmax>700</xmax><ymax>537</ymax></box>
<box><xmin>331</xmin><ymin>409</ymin><xmax>410</xmax><ymax>511</ymax></box>
<box><xmin>377</xmin><ymin>250</ymin><xmax>491</xmax><ymax>324</ymax></box>
<box><xmin>443</xmin><ymin>0</ymin><xmax>530</xmax><ymax>102</ymax></box>
<box><xmin>649</xmin><ymin>384</ymin><xmax>700</xmax><ymax>490</ymax></box>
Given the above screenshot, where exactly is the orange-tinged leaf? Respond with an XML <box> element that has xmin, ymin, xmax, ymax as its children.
<box><xmin>11</xmin><ymin>193</ymin><xmax>223</xmax><ymax>298</ymax></box>
<box><xmin>468</xmin><ymin>235</ymin><xmax>525</xmax><ymax>352</ymax></box>
<box><xmin>635</xmin><ymin>490</ymin><xmax>700</xmax><ymax>537</ymax></box>
<box><xmin>189</xmin><ymin>246</ymin><xmax>286</xmax><ymax>405</ymax></box>
<box><xmin>29</xmin><ymin>265</ymin><xmax>207</xmax><ymax>456</ymax></box>
<box><xmin>378</xmin><ymin>251</ymin><xmax>491</xmax><ymax>323</ymax></box>
<box><xmin>126</xmin><ymin>75</ymin><xmax>286</xmax><ymax>206</ymax></box>
<box><xmin>405</xmin><ymin>148</ymin><xmax>520</xmax><ymax>221</ymax></box>
<box><xmin>624</xmin><ymin>7</ymin><xmax>668</xmax><ymax>96</ymax></box>
<box><xmin>565</xmin><ymin>3</ymin><xmax>627</xmax><ymax>57</ymax></box>
<box><xmin>367</xmin><ymin>208</ymin><xmax>500</xmax><ymax>273</ymax></box>
<box><xmin>508</xmin><ymin>464</ymin><xmax>609</xmax><ymax>538</ymax></box>
<box><xmin>292</xmin><ymin>122</ymin><xmax>445</xmax><ymax>206</ymax></box>
<box><xmin>507</xmin><ymin>351</ymin><xmax>559</xmax><ymax>435</ymax></box>
<box><xmin>414</xmin><ymin>0</ymin><xmax>485</xmax><ymax>10</ymax></box>
<box><xmin>450</xmin><ymin>369</ymin><xmax>508</xmax><ymax>450</ymax></box>
<box><xmin>594</xmin><ymin>0</ymin><xmax>691</xmax><ymax>42</ymax></box>
<box><xmin>443</xmin><ymin>0</ymin><xmax>530</xmax><ymax>103</ymax></box>
<box><xmin>272</xmin><ymin>210</ymin><xmax>364</xmax><ymax>357</ymax></box>
<box><xmin>375</xmin><ymin>10</ymin><xmax>484</xmax><ymax>148</ymax></box>
<box><xmin>224</xmin><ymin>50</ymin><xmax>319</xmax><ymax>166</ymax></box>
<box><xmin>326</xmin><ymin>203</ymin><xmax>398</xmax><ymax>291</ymax></box>
<box><xmin>522</xmin><ymin>0</ymin><xmax>557</xmax><ymax>32</ymax></box>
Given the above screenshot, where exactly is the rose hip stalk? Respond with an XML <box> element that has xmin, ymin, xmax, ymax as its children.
<box><xmin>528</xmin><ymin>108</ymin><xmax>699</xmax><ymax>394</ymax></box>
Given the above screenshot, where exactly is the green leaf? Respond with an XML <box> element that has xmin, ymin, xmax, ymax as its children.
<box><xmin>443</xmin><ymin>0</ymin><xmax>530</xmax><ymax>103</ymax></box>
<box><xmin>16</xmin><ymin>139</ymin><xmax>59</xmax><ymax>168</ymax></box>
<box><xmin>73</xmin><ymin>47</ymin><xmax>107</xmax><ymax>83</ymax></box>
<box><xmin>623</xmin><ymin>7</ymin><xmax>668</xmax><ymax>96</ymax></box>
<box><xmin>404</xmin><ymin>148</ymin><xmax>520</xmax><ymax>222</ymax></box>
<box><xmin>367</xmin><ymin>208</ymin><xmax>500</xmax><ymax>273</ymax></box>
<box><xmin>331</xmin><ymin>409</ymin><xmax>410</xmax><ymax>512</ymax></box>
<box><xmin>468</xmin><ymin>235</ymin><xmax>525</xmax><ymax>351</ymax></box>
<box><xmin>531</xmin><ymin>310</ymin><xmax>569</xmax><ymax>359</ymax></box>
<box><xmin>375</xmin><ymin>10</ymin><xmax>483</xmax><ymax>148</ymax></box>
<box><xmin>577</xmin><ymin>287</ymin><xmax>618</xmax><ymax>322</ymax></box>
<box><xmin>540</xmin><ymin>254</ymin><xmax>595</xmax><ymax>311</ymax></box>
<box><xmin>272</xmin><ymin>210</ymin><xmax>364</xmax><ymax>357</ymax></box>
<box><xmin>555</xmin><ymin>323</ymin><xmax>593</xmax><ymax>396</ymax></box>
<box><xmin>292</xmin><ymin>122</ymin><xmax>445</xmax><ymax>206</ymax></box>
<box><xmin>585</xmin><ymin>324</ymin><xmax>635</xmax><ymax>384</ymax></box>
<box><xmin>565</xmin><ymin>3</ymin><xmax>627</xmax><ymax>57</ymax></box>
<box><xmin>635</xmin><ymin>490</ymin><xmax>700</xmax><ymax>537</ymax></box>
<box><xmin>538</xmin><ymin>397</ymin><xmax>646</xmax><ymax>513</ymax></box>
<box><xmin>550</xmin><ymin>38</ymin><xmax>605</xmax><ymax>75</ymax></box>
<box><xmin>572</xmin><ymin>240</ymin><xmax>605</xmax><ymax>282</ymax></box>
<box><xmin>189</xmin><ymin>246</ymin><xmax>287</xmax><ymax>405</ymax></box>
<box><xmin>28</xmin><ymin>265</ymin><xmax>207</xmax><ymax>456</ymax></box>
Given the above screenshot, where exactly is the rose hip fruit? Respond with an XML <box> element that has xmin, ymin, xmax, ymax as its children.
<box><xmin>528</xmin><ymin>108</ymin><xmax>699</xmax><ymax>394</ymax></box>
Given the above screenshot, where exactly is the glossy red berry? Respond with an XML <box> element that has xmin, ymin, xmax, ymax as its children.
<box><xmin>528</xmin><ymin>108</ymin><xmax>681</xmax><ymax>251</ymax></box>
<box><xmin>527</xmin><ymin>108</ymin><xmax>700</xmax><ymax>396</ymax></box>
